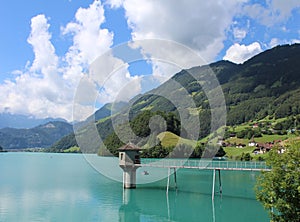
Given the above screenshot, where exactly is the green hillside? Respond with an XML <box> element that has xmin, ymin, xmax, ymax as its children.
<box><xmin>52</xmin><ymin>44</ymin><xmax>300</xmax><ymax>155</ymax></box>
<box><xmin>157</xmin><ymin>131</ymin><xmax>196</xmax><ymax>147</ymax></box>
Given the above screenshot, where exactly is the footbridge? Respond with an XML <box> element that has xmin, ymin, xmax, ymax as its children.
<box><xmin>118</xmin><ymin>144</ymin><xmax>270</xmax><ymax>200</ymax></box>
<box><xmin>137</xmin><ymin>159</ymin><xmax>270</xmax><ymax>200</ymax></box>
<box><xmin>138</xmin><ymin>159</ymin><xmax>270</xmax><ymax>172</ymax></box>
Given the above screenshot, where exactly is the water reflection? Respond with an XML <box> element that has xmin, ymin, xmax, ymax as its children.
<box><xmin>0</xmin><ymin>153</ymin><xmax>269</xmax><ymax>222</ymax></box>
<box><xmin>119</xmin><ymin>183</ymin><xmax>267</xmax><ymax>222</ymax></box>
<box><xmin>119</xmin><ymin>189</ymin><xmax>141</xmax><ymax>222</ymax></box>
<box><xmin>120</xmin><ymin>187</ymin><xmax>214</xmax><ymax>222</ymax></box>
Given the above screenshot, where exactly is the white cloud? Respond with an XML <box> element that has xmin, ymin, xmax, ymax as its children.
<box><xmin>63</xmin><ymin>0</ymin><xmax>113</xmax><ymax>65</ymax></box>
<box><xmin>111</xmin><ymin>0</ymin><xmax>247</xmax><ymax>66</ymax></box>
<box><xmin>61</xmin><ymin>0</ymin><xmax>115</xmax><ymax>91</ymax></box>
<box><xmin>292</xmin><ymin>39</ymin><xmax>300</xmax><ymax>44</ymax></box>
<box><xmin>63</xmin><ymin>1</ymin><xmax>145</xmax><ymax>120</ymax></box>
<box><xmin>269</xmin><ymin>38</ymin><xmax>288</xmax><ymax>48</ymax></box>
<box><xmin>0</xmin><ymin>15</ymin><xmax>69</xmax><ymax>119</ymax></box>
<box><xmin>223</xmin><ymin>42</ymin><xmax>262</xmax><ymax>64</ymax></box>
<box><xmin>101</xmin><ymin>72</ymin><xmax>142</xmax><ymax>103</ymax></box>
<box><xmin>87</xmin><ymin>52</ymin><xmax>142</xmax><ymax>105</ymax></box>
<box><xmin>106</xmin><ymin>0</ymin><xmax>254</xmax><ymax>85</ymax></box>
<box><xmin>271</xmin><ymin>0</ymin><xmax>300</xmax><ymax>18</ymax></box>
<box><xmin>27</xmin><ymin>15</ymin><xmax>58</xmax><ymax>73</ymax></box>
<box><xmin>233</xmin><ymin>27</ymin><xmax>247</xmax><ymax>41</ymax></box>
<box><xmin>151</xmin><ymin>61</ymin><xmax>181</xmax><ymax>84</ymax></box>
<box><xmin>1</xmin><ymin>0</ymin><xmax>299</xmax><ymax>122</ymax></box>
<box><xmin>269</xmin><ymin>38</ymin><xmax>300</xmax><ymax>48</ymax></box>
<box><xmin>243</xmin><ymin>0</ymin><xmax>300</xmax><ymax>26</ymax></box>
<box><xmin>106</xmin><ymin>0</ymin><xmax>124</xmax><ymax>8</ymax></box>
<box><xmin>0</xmin><ymin>1</ymin><xmax>123</xmax><ymax>121</ymax></box>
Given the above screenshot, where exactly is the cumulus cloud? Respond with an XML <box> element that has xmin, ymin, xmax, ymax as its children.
<box><xmin>223</xmin><ymin>42</ymin><xmax>262</xmax><ymax>64</ymax></box>
<box><xmin>61</xmin><ymin>0</ymin><xmax>115</xmax><ymax>89</ymax></box>
<box><xmin>106</xmin><ymin>0</ymin><xmax>261</xmax><ymax>85</ymax></box>
<box><xmin>0</xmin><ymin>1</ymin><xmax>129</xmax><ymax>121</ymax></box>
<box><xmin>0</xmin><ymin>15</ymin><xmax>69</xmax><ymax>119</ymax></box>
<box><xmin>110</xmin><ymin>0</ymin><xmax>247</xmax><ymax>66</ymax></box>
<box><xmin>243</xmin><ymin>0</ymin><xmax>300</xmax><ymax>26</ymax></box>
<box><xmin>2</xmin><ymin>0</ymin><xmax>299</xmax><ymax>122</ymax></box>
<box><xmin>100</xmin><ymin>71</ymin><xmax>142</xmax><ymax>103</ymax></box>
<box><xmin>27</xmin><ymin>15</ymin><xmax>58</xmax><ymax>73</ymax></box>
<box><xmin>62</xmin><ymin>0</ymin><xmax>113</xmax><ymax>65</ymax></box>
<box><xmin>88</xmin><ymin>52</ymin><xmax>142</xmax><ymax>104</ymax></box>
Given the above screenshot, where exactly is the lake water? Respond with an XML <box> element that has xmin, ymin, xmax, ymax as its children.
<box><xmin>0</xmin><ymin>153</ymin><xmax>269</xmax><ymax>221</ymax></box>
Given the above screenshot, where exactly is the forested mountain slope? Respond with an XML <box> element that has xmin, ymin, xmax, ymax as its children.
<box><xmin>53</xmin><ymin>44</ymin><xmax>300</xmax><ymax>152</ymax></box>
<box><xmin>0</xmin><ymin>121</ymin><xmax>73</xmax><ymax>149</ymax></box>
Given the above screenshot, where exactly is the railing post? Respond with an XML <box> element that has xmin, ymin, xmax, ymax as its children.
<box><xmin>166</xmin><ymin>167</ymin><xmax>170</xmax><ymax>194</ymax></box>
<box><xmin>173</xmin><ymin>168</ymin><xmax>177</xmax><ymax>190</ymax></box>
<box><xmin>212</xmin><ymin>169</ymin><xmax>216</xmax><ymax>201</ymax></box>
<box><xmin>218</xmin><ymin>169</ymin><xmax>222</xmax><ymax>195</ymax></box>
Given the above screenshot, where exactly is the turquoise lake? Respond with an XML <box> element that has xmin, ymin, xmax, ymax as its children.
<box><xmin>0</xmin><ymin>153</ymin><xmax>269</xmax><ymax>221</ymax></box>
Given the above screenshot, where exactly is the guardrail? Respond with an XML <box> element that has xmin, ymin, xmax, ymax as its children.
<box><xmin>139</xmin><ymin>158</ymin><xmax>271</xmax><ymax>171</ymax></box>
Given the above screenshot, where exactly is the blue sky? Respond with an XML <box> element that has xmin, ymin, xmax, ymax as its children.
<box><xmin>0</xmin><ymin>0</ymin><xmax>299</xmax><ymax>121</ymax></box>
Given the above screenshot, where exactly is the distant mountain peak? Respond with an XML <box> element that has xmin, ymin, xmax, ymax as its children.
<box><xmin>42</xmin><ymin>123</ymin><xmax>56</xmax><ymax>129</ymax></box>
<box><xmin>0</xmin><ymin>120</ymin><xmax>73</xmax><ymax>149</ymax></box>
<box><xmin>0</xmin><ymin>113</ymin><xmax>68</xmax><ymax>129</ymax></box>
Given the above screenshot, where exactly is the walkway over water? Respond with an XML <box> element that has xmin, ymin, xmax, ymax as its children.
<box><xmin>136</xmin><ymin>159</ymin><xmax>271</xmax><ymax>200</ymax></box>
<box><xmin>137</xmin><ymin>159</ymin><xmax>271</xmax><ymax>172</ymax></box>
<box><xmin>118</xmin><ymin>144</ymin><xmax>271</xmax><ymax>200</ymax></box>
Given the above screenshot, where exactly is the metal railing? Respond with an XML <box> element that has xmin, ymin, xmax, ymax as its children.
<box><xmin>139</xmin><ymin>158</ymin><xmax>271</xmax><ymax>171</ymax></box>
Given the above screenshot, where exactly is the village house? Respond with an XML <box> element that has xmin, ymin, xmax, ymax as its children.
<box><xmin>248</xmin><ymin>141</ymin><xmax>257</xmax><ymax>147</ymax></box>
<box><xmin>236</xmin><ymin>143</ymin><xmax>246</xmax><ymax>148</ymax></box>
<box><xmin>252</xmin><ymin>142</ymin><xmax>273</xmax><ymax>154</ymax></box>
<box><xmin>252</xmin><ymin>140</ymin><xmax>283</xmax><ymax>155</ymax></box>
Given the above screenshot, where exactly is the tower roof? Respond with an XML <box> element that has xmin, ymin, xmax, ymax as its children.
<box><xmin>118</xmin><ymin>142</ymin><xmax>142</xmax><ymax>151</ymax></box>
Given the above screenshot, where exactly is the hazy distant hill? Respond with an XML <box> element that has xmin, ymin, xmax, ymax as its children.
<box><xmin>50</xmin><ymin>102</ymin><xmax>127</xmax><ymax>152</ymax></box>
<box><xmin>74</xmin><ymin>101</ymin><xmax>127</xmax><ymax>129</ymax></box>
<box><xmin>0</xmin><ymin>113</ymin><xmax>67</xmax><ymax>129</ymax></box>
<box><xmin>0</xmin><ymin>121</ymin><xmax>73</xmax><ymax>149</ymax></box>
<box><xmin>53</xmin><ymin>44</ymin><xmax>300</xmax><ymax>152</ymax></box>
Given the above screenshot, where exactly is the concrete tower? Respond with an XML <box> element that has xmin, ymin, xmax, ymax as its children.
<box><xmin>118</xmin><ymin>143</ymin><xmax>141</xmax><ymax>189</ymax></box>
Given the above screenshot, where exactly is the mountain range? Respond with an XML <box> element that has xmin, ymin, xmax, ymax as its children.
<box><xmin>0</xmin><ymin>121</ymin><xmax>72</xmax><ymax>149</ymax></box>
<box><xmin>52</xmin><ymin>43</ymin><xmax>300</xmax><ymax>153</ymax></box>
<box><xmin>0</xmin><ymin>113</ymin><xmax>67</xmax><ymax>129</ymax></box>
<box><xmin>1</xmin><ymin>43</ymin><xmax>300</xmax><ymax>151</ymax></box>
